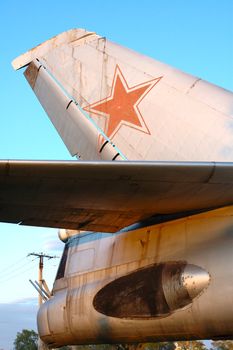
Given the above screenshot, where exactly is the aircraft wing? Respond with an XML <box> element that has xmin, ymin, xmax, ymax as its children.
<box><xmin>1</xmin><ymin>160</ymin><xmax>233</xmax><ymax>232</ymax></box>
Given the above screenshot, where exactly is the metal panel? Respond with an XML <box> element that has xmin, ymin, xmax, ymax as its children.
<box><xmin>12</xmin><ymin>29</ymin><xmax>97</xmax><ymax>70</ymax></box>
<box><xmin>68</xmin><ymin>249</ymin><xmax>95</xmax><ymax>274</ymax></box>
<box><xmin>24</xmin><ymin>60</ymin><xmax>124</xmax><ymax>161</ymax></box>
<box><xmin>44</xmin><ymin>206</ymin><xmax>233</xmax><ymax>345</ymax></box>
<box><xmin>1</xmin><ymin>160</ymin><xmax>233</xmax><ymax>231</ymax></box>
<box><xmin>13</xmin><ymin>29</ymin><xmax>233</xmax><ymax>163</ymax></box>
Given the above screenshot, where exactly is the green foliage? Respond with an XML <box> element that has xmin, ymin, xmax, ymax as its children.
<box><xmin>56</xmin><ymin>340</ymin><xmax>233</xmax><ymax>350</ymax></box>
<box><xmin>175</xmin><ymin>341</ymin><xmax>207</xmax><ymax>350</ymax></box>
<box><xmin>13</xmin><ymin>329</ymin><xmax>38</xmax><ymax>350</ymax></box>
<box><xmin>65</xmin><ymin>344</ymin><xmax>175</xmax><ymax>350</ymax></box>
<box><xmin>145</xmin><ymin>343</ymin><xmax>175</xmax><ymax>350</ymax></box>
<box><xmin>211</xmin><ymin>340</ymin><xmax>233</xmax><ymax>350</ymax></box>
<box><xmin>13</xmin><ymin>339</ymin><xmax>233</xmax><ymax>350</ymax></box>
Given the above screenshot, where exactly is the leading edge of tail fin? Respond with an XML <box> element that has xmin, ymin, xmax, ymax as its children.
<box><xmin>13</xmin><ymin>29</ymin><xmax>126</xmax><ymax>161</ymax></box>
<box><xmin>13</xmin><ymin>29</ymin><xmax>233</xmax><ymax>162</ymax></box>
<box><xmin>23</xmin><ymin>59</ymin><xmax>125</xmax><ymax>161</ymax></box>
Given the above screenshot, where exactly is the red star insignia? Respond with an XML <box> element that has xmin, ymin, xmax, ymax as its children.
<box><xmin>84</xmin><ymin>65</ymin><xmax>162</xmax><ymax>139</ymax></box>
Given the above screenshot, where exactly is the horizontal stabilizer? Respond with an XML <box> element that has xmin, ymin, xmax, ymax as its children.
<box><xmin>1</xmin><ymin>160</ymin><xmax>233</xmax><ymax>232</ymax></box>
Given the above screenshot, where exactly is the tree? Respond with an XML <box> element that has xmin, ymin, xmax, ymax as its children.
<box><xmin>139</xmin><ymin>343</ymin><xmax>175</xmax><ymax>350</ymax></box>
<box><xmin>94</xmin><ymin>343</ymin><xmax>175</xmax><ymax>350</ymax></box>
<box><xmin>58</xmin><ymin>344</ymin><xmax>175</xmax><ymax>350</ymax></box>
<box><xmin>175</xmin><ymin>341</ymin><xmax>207</xmax><ymax>350</ymax></box>
<box><xmin>211</xmin><ymin>341</ymin><xmax>233</xmax><ymax>350</ymax></box>
<box><xmin>13</xmin><ymin>329</ymin><xmax>38</xmax><ymax>350</ymax></box>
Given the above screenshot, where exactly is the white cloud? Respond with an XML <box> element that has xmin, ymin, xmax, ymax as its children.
<box><xmin>43</xmin><ymin>238</ymin><xmax>64</xmax><ymax>252</ymax></box>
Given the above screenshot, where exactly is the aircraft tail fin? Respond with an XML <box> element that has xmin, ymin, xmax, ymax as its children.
<box><xmin>23</xmin><ymin>58</ymin><xmax>124</xmax><ymax>161</ymax></box>
<box><xmin>13</xmin><ymin>29</ymin><xmax>233</xmax><ymax>162</ymax></box>
<box><xmin>13</xmin><ymin>29</ymin><xmax>125</xmax><ymax>161</ymax></box>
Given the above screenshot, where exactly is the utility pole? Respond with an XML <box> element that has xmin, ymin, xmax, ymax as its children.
<box><xmin>28</xmin><ymin>252</ymin><xmax>57</xmax><ymax>306</ymax></box>
<box><xmin>28</xmin><ymin>252</ymin><xmax>58</xmax><ymax>350</ymax></box>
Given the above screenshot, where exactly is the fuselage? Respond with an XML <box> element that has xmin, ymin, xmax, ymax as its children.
<box><xmin>38</xmin><ymin>206</ymin><xmax>233</xmax><ymax>347</ymax></box>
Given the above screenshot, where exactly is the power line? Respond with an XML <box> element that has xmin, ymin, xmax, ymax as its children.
<box><xmin>0</xmin><ymin>256</ymin><xmax>27</xmax><ymax>275</ymax></box>
<box><xmin>27</xmin><ymin>252</ymin><xmax>59</xmax><ymax>350</ymax></box>
<box><xmin>0</xmin><ymin>252</ymin><xmax>58</xmax><ymax>285</ymax></box>
<box><xmin>46</xmin><ymin>256</ymin><xmax>61</xmax><ymax>268</ymax></box>
<box><xmin>0</xmin><ymin>258</ymin><xmax>38</xmax><ymax>284</ymax></box>
<box><xmin>28</xmin><ymin>252</ymin><xmax>59</xmax><ymax>260</ymax></box>
<box><xmin>27</xmin><ymin>252</ymin><xmax>59</xmax><ymax>305</ymax></box>
<box><xmin>0</xmin><ymin>257</ymin><xmax>36</xmax><ymax>279</ymax></box>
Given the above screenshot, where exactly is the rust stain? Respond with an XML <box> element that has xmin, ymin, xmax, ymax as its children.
<box><xmin>24</xmin><ymin>61</ymin><xmax>40</xmax><ymax>89</ymax></box>
<box><xmin>93</xmin><ymin>261</ymin><xmax>187</xmax><ymax>319</ymax></box>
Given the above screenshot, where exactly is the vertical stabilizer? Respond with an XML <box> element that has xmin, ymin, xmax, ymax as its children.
<box><xmin>13</xmin><ymin>29</ymin><xmax>233</xmax><ymax>161</ymax></box>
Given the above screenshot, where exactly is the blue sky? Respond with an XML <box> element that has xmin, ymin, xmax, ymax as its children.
<box><xmin>0</xmin><ymin>0</ymin><xmax>232</xmax><ymax>348</ymax></box>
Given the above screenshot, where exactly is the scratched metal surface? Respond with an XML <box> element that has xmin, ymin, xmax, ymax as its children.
<box><xmin>38</xmin><ymin>206</ymin><xmax>233</xmax><ymax>346</ymax></box>
<box><xmin>13</xmin><ymin>29</ymin><xmax>233</xmax><ymax>163</ymax></box>
<box><xmin>1</xmin><ymin>160</ymin><xmax>233</xmax><ymax>231</ymax></box>
<box><xmin>9</xmin><ymin>29</ymin><xmax>233</xmax><ymax>345</ymax></box>
<box><xmin>23</xmin><ymin>60</ymin><xmax>124</xmax><ymax>161</ymax></box>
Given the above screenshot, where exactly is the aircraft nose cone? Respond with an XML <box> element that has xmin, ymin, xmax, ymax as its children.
<box><xmin>181</xmin><ymin>264</ymin><xmax>210</xmax><ymax>299</ymax></box>
<box><xmin>162</xmin><ymin>263</ymin><xmax>210</xmax><ymax>311</ymax></box>
<box><xmin>93</xmin><ymin>261</ymin><xmax>210</xmax><ymax>319</ymax></box>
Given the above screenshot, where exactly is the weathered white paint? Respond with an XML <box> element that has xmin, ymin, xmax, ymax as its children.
<box><xmin>38</xmin><ymin>206</ymin><xmax>233</xmax><ymax>346</ymax></box>
<box><xmin>13</xmin><ymin>29</ymin><xmax>233</xmax><ymax>162</ymax></box>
